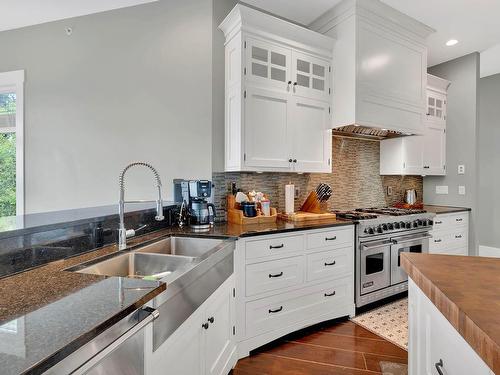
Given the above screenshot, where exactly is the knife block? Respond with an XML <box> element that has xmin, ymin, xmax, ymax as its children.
<box><xmin>300</xmin><ymin>191</ymin><xmax>328</xmax><ymax>214</ymax></box>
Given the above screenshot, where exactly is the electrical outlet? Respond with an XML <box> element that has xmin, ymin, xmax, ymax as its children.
<box><xmin>458</xmin><ymin>165</ymin><xmax>465</xmax><ymax>175</ymax></box>
<box><xmin>387</xmin><ymin>186</ymin><xmax>393</xmax><ymax>196</ymax></box>
<box><xmin>436</xmin><ymin>185</ymin><xmax>449</xmax><ymax>195</ymax></box>
<box><xmin>459</xmin><ymin>186</ymin><xmax>466</xmax><ymax>195</ymax></box>
<box><xmin>294</xmin><ymin>186</ymin><xmax>300</xmax><ymax>199</ymax></box>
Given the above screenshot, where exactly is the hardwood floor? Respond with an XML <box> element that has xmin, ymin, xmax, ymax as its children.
<box><xmin>233</xmin><ymin>320</ymin><xmax>407</xmax><ymax>374</ymax></box>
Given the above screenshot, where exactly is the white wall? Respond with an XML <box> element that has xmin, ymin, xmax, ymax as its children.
<box><xmin>0</xmin><ymin>0</ymin><xmax>214</xmax><ymax>213</ymax></box>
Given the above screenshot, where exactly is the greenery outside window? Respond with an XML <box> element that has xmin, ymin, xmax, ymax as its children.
<box><xmin>0</xmin><ymin>71</ymin><xmax>24</xmax><ymax>217</ymax></box>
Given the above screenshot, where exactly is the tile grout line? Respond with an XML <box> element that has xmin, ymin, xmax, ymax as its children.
<box><xmin>260</xmin><ymin>352</ymin><xmax>383</xmax><ymax>374</ymax></box>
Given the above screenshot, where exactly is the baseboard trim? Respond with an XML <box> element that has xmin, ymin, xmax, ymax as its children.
<box><xmin>479</xmin><ymin>245</ymin><xmax>500</xmax><ymax>258</ymax></box>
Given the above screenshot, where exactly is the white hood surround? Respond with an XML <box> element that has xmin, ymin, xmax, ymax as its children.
<box><xmin>310</xmin><ymin>0</ymin><xmax>434</xmax><ymax>136</ymax></box>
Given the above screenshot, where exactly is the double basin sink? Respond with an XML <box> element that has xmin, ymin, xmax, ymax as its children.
<box><xmin>71</xmin><ymin>236</ymin><xmax>224</xmax><ymax>283</ymax></box>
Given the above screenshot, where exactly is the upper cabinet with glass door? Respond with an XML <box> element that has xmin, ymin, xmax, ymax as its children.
<box><xmin>426</xmin><ymin>74</ymin><xmax>450</xmax><ymax>128</ymax></box>
<box><xmin>219</xmin><ymin>4</ymin><xmax>335</xmax><ymax>173</ymax></box>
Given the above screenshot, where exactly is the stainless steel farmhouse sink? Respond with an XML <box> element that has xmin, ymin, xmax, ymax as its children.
<box><xmin>74</xmin><ymin>252</ymin><xmax>194</xmax><ymax>282</ymax></box>
<box><xmin>135</xmin><ymin>236</ymin><xmax>224</xmax><ymax>258</ymax></box>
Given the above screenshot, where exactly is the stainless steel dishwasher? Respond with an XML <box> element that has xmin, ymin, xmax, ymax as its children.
<box><xmin>45</xmin><ymin>307</ymin><xmax>159</xmax><ymax>375</ymax></box>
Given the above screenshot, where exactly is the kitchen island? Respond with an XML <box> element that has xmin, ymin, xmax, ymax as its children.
<box><xmin>402</xmin><ymin>253</ymin><xmax>498</xmax><ymax>374</ymax></box>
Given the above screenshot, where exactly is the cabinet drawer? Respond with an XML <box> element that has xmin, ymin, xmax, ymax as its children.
<box><xmin>306</xmin><ymin>227</ymin><xmax>353</xmax><ymax>251</ymax></box>
<box><xmin>429</xmin><ymin>246</ymin><xmax>468</xmax><ymax>256</ymax></box>
<box><xmin>246</xmin><ymin>277</ymin><xmax>352</xmax><ymax>338</ymax></box>
<box><xmin>306</xmin><ymin>246</ymin><xmax>353</xmax><ymax>282</ymax></box>
<box><xmin>433</xmin><ymin>212</ymin><xmax>469</xmax><ymax>231</ymax></box>
<box><xmin>245</xmin><ymin>256</ymin><xmax>304</xmax><ymax>297</ymax></box>
<box><xmin>430</xmin><ymin>227</ymin><xmax>467</xmax><ymax>252</ymax></box>
<box><xmin>246</xmin><ymin>234</ymin><xmax>304</xmax><ymax>260</ymax></box>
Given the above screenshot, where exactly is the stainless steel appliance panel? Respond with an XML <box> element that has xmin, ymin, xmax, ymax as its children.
<box><xmin>359</xmin><ymin>239</ymin><xmax>391</xmax><ymax>295</ymax></box>
<box><xmin>390</xmin><ymin>233</ymin><xmax>430</xmax><ymax>285</ymax></box>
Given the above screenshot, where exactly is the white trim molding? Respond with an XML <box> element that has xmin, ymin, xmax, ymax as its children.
<box><xmin>0</xmin><ymin>69</ymin><xmax>25</xmax><ymax>216</ymax></box>
<box><xmin>479</xmin><ymin>245</ymin><xmax>500</xmax><ymax>258</ymax></box>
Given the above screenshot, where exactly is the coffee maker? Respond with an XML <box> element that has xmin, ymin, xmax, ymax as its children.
<box><xmin>174</xmin><ymin>179</ymin><xmax>216</xmax><ymax>231</ymax></box>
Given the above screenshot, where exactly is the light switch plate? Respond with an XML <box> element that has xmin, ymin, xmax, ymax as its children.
<box><xmin>294</xmin><ymin>186</ymin><xmax>300</xmax><ymax>199</ymax></box>
<box><xmin>458</xmin><ymin>165</ymin><xmax>465</xmax><ymax>175</ymax></box>
<box><xmin>387</xmin><ymin>186</ymin><xmax>393</xmax><ymax>196</ymax></box>
<box><xmin>436</xmin><ymin>185</ymin><xmax>449</xmax><ymax>194</ymax></box>
<box><xmin>459</xmin><ymin>186</ymin><xmax>466</xmax><ymax>195</ymax></box>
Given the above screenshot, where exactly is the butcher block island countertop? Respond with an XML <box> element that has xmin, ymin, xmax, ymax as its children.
<box><xmin>401</xmin><ymin>253</ymin><xmax>500</xmax><ymax>373</ymax></box>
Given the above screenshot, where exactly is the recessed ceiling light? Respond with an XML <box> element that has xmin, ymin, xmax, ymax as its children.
<box><xmin>446</xmin><ymin>39</ymin><xmax>458</xmax><ymax>46</ymax></box>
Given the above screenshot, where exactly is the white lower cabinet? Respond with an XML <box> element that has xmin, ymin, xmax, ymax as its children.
<box><xmin>146</xmin><ymin>276</ymin><xmax>237</xmax><ymax>375</ymax></box>
<box><xmin>408</xmin><ymin>280</ymin><xmax>493</xmax><ymax>375</ymax></box>
<box><xmin>234</xmin><ymin>226</ymin><xmax>355</xmax><ymax>357</ymax></box>
<box><xmin>429</xmin><ymin>211</ymin><xmax>469</xmax><ymax>255</ymax></box>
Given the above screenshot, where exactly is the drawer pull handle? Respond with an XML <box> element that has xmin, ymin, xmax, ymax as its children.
<box><xmin>325</xmin><ymin>236</ymin><xmax>337</xmax><ymax>241</ymax></box>
<box><xmin>455</xmin><ymin>235</ymin><xmax>462</xmax><ymax>239</ymax></box>
<box><xmin>324</xmin><ymin>291</ymin><xmax>336</xmax><ymax>297</ymax></box>
<box><xmin>456</xmin><ymin>218</ymin><xmax>463</xmax><ymax>222</ymax></box>
<box><xmin>269</xmin><ymin>244</ymin><xmax>284</xmax><ymax>249</ymax></box>
<box><xmin>269</xmin><ymin>272</ymin><xmax>283</xmax><ymax>278</ymax></box>
<box><xmin>435</xmin><ymin>359</ymin><xmax>444</xmax><ymax>375</ymax></box>
<box><xmin>269</xmin><ymin>306</ymin><xmax>283</xmax><ymax>314</ymax></box>
<box><xmin>435</xmin><ymin>221</ymin><xmax>443</xmax><ymax>224</ymax></box>
<box><xmin>363</xmin><ymin>281</ymin><xmax>374</xmax><ymax>288</ymax></box>
<box><xmin>434</xmin><ymin>239</ymin><xmax>442</xmax><ymax>243</ymax></box>
<box><xmin>324</xmin><ymin>261</ymin><xmax>336</xmax><ymax>266</ymax></box>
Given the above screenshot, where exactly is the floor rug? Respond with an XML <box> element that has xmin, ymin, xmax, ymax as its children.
<box><xmin>351</xmin><ymin>298</ymin><xmax>408</xmax><ymax>350</ymax></box>
<box><xmin>379</xmin><ymin>361</ymin><xmax>408</xmax><ymax>375</ymax></box>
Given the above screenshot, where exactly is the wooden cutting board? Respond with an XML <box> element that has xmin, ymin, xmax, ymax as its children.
<box><xmin>278</xmin><ymin>211</ymin><xmax>336</xmax><ymax>222</ymax></box>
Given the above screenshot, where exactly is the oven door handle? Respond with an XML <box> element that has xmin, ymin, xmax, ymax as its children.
<box><xmin>392</xmin><ymin>234</ymin><xmax>432</xmax><ymax>245</ymax></box>
<box><xmin>360</xmin><ymin>240</ymin><xmax>392</xmax><ymax>250</ymax></box>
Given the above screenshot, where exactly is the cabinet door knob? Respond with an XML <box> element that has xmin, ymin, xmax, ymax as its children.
<box><xmin>293</xmin><ymin>159</ymin><xmax>297</xmax><ymax>163</ymax></box>
<box><xmin>288</xmin><ymin>81</ymin><xmax>292</xmax><ymax>85</ymax></box>
<box><xmin>288</xmin><ymin>158</ymin><xmax>293</xmax><ymax>163</ymax></box>
<box><xmin>202</xmin><ymin>322</ymin><xmax>209</xmax><ymax>330</ymax></box>
<box><xmin>207</xmin><ymin>317</ymin><xmax>214</xmax><ymax>324</ymax></box>
<box><xmin>435</xmin><ymin>359</ymin><xmax>444</xmax><ymax>375</ymax></box>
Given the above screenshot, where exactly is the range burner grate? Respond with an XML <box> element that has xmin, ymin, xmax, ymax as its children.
<box><xmin>356</xmin><ymin>207</ymin><xmax>427</xmax><ymax>216</ymax></box>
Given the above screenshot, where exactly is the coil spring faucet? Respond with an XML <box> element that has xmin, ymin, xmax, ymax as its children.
<box><xmin>118</xmin><ymin>162</ymin><xmax>164</xmax><ymax>250</ymax></box>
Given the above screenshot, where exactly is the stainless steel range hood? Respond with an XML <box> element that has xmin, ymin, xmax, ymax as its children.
<box><xmin>332</xmin><ymin>125</ymin><xmax>409</xmax><ymax>140</ymax></box>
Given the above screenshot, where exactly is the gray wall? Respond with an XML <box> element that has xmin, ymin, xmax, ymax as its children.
<box><xmin>425</xmin><ymin>53</ymin><xmax>480</xmax><ymax>253</ymax></box>
<box><xmin>478</xmin><ymin>73</ymin><xmax>500</xmax><ymax>249</ymax></box>
<box><xmin>0</xmin><ymin>0</ymin><xmax>215</xmax><ymax>214</ymax></box>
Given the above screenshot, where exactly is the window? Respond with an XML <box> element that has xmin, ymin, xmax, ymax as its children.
<box><xmin>0</xmin><ymin>71</ymin><xmax>24</xmax><ymax>216</ymax></box>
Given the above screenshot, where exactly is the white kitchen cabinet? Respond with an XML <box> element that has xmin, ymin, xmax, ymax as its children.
<box><xmin>219</xmin><ymin>4</ymin><xmax>334</xmax><ymax>173</ymax></box>
<box><xmin>429</xmin><ymin>211</ymin><xmax>469</xmax><ymax>256</ymax></box>
<box><xmin>408</xmin><ymin>279</ymin><xmax>493</xmax><ymax>375</ymax></box>
<box><xmin>380</xmin><ymin>74</ymin><xmax>450</xmax><ymax>176</ymax></box>
<box><xmin>234</xmin><ymin>226</ymin><xmax>355</xmax><ymax>357</ymax></box>
<box><xmin>310</xmin><ymin>0</ymin><xmax>434</xmax><ymax>135</ymax></box>
<box><xmin>147</xmin><ymin>276</ymin><xmax>237</xmax><ymax>375</ymax></box>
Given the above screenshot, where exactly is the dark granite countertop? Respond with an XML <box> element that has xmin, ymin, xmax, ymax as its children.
<box><xmin>423</xmin><ymin>204</ymin><xmax>471</xmax><ymax>215</ymax></box>
<box><xmin>0</xmin><ymin>218</ymin><xmax>353</xmax><ymax>374</ymax></box>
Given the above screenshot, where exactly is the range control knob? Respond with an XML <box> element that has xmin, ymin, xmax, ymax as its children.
<box><xmin>387</xmin><ymin>223</ymin><xmax>394</xmax><ymax>230</ymax></box>
<box><xmin>382</xmin><ymin>223</ymin><xmax>388</xmax><ymax>231</ymax></box>
<box><xmin>377</xmin><ymin>226</ymin><xmax>384</xmax><ymax>234</ymax></box>
<box><xmin>400</xmin><ymin>221</ymin><xmax>406</xmax><ymax>228</ymax></box>
<box><xmin>428</xmin><ymin>219</ymin><xmax>434</xmax><ymax>226</ymax></box>
<box><xmin>417</xmin><ymin>219</ymin><xmax>423</xmax><ymax>226</ymax></box>
<box><xmin>405</xmin><ymin>222</ymin><xmax>412</xmax><ymax>229</ymax></box>
<box><xmin>413</xmin><ymin>221</ymin><xmax>419</xmax><ymax>228</ymax></box>
<box><xmin>365</xmin><ymin>227</ymin><xmax>375</xmax><ymax>235</ymax></box>
<box><xmin>394</xmin><ymin>222</ymin><xmax>400</xmax><ymax>229</ymax></box>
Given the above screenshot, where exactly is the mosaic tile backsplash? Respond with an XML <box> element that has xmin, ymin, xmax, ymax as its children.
<box><xmin>212</xmin><ymin>137</ymin><xmax>423</xmax><ymax>220</ymax></box>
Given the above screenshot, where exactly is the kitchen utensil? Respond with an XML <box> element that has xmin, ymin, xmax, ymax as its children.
<box><xmin>404</xmin><ymin>189</ymin><xmax>418</xmax><ymax>205</ymax></box>
<box><xmin>301</xmin><ymin>183</ymin><xmax>333</xmax><ymax>213</ymax></box>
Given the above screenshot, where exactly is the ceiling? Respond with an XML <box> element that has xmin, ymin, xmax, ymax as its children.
<box><xmin>244</xmin><ymin>0</ymin><xmax>500</xmax><ymax>77</ymax></box>
<box><xmin>0</xmin><ymin>0</ymin><xmax>157</xmax><ymax>32</ymax></box>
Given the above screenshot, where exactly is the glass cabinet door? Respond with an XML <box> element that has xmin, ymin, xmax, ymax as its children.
<box><xmin>426</xmin><ymin>91</ymin><xmax>446</xmax><ymax>124</ymax></box>
<box><xmin>291</xmin><ymin>51</ymin><xmax>330</xmax><ymax>101</ymax></box>
<box><xmin>245</xmin><ymin>38</ymin><xmax>291</xmax><ymax>92</ymax></box>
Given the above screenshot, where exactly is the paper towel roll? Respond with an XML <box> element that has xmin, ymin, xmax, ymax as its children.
<box><xmin>285</xmin><ymin>184</ymin><xmax>295</xmax><ymax>214</ymax></box>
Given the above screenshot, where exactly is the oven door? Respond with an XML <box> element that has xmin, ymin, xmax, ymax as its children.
<box><xmin>359</xmin><ymin>239</ymin><xmax>392</xmax><ymax>295</ymax></box>
<box><xmin>390</xmin><ymin>233</ymin><xmax>431</xmax><ymax>285</ymax></box>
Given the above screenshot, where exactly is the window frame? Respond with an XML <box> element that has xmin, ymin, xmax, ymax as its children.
<box><xmin>0</xmin><ymin>70</ymin><xmax>24</xmax><ymax>216</ymax></box>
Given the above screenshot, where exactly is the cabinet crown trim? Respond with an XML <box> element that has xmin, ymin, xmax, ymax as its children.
<box><xmin>219</xmin><ymin>4</ymin><xmax>334</xmax><ymax>56</ymax></box>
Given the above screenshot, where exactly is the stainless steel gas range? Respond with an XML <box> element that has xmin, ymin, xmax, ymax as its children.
<box><xmin>335</xmin><ymin>208</ymin><xmax>435</xmax><ymax>308</ymax></box>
